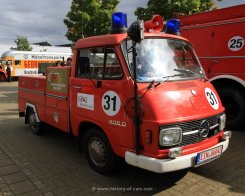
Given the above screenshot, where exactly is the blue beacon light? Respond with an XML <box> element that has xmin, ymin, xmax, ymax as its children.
<box><xmin>166</xmin><ymin>19</ymin><xmax>181</xmax><ymax>35</ymax></box>
<box><xmin>111</xmin><ymin>12</ymin><xmax>127</xmax><ymax>34</ymax></box>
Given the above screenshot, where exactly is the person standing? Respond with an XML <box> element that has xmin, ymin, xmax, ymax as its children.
<box><xmin>6</xmin><ymin>65</ymin><xmax>11</xmax><ymax>82</ymax></box>
<box><xmin>55</xmin><ymin>61</ymin><xmax>62</xmax><ymax>67</ymax></box>
<box><xmin>65</xmin><ymin>57</ymin><xmax>72</xmax><ymax>66</ymax></box>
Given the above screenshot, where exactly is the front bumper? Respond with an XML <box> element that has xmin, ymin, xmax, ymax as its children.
<box><xmin>125</xmin><ymin>131</ymin><xmax>231</xmax><ymax>173</ymax></box>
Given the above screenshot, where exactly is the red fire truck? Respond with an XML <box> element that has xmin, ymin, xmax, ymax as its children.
<box><xmin>18</xmin><ymin>13</ymin><xmax>231</xmax><ymax>175</ymax></box>
<box><xmin>179</xmin><ymin>5</ymin><xmax>245</xmax><ymax>129</ymax></box>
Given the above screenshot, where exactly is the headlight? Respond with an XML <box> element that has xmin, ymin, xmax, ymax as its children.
<box><xmin>159</xmin><ymin>127</ymin><xmax>182</xmax><ymax>146</ymax></box>
<box><xmin>219</xmin><ymin>114</ymin><xmax>226</xmax><ymax>131</ymax></box>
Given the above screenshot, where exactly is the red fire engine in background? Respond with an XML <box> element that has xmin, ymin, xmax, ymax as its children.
<box><xmin>179</xmin><ymin>5</ymin><xmax>245</xmax><ymax>129</ymax></box>
<box><xmin>18</xmin><ymin>12</ymin><xmax>231</xmax><ymax>175</ymax></box>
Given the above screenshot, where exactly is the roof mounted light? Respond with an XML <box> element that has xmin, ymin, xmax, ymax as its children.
<box><xmin>166</xmin><ymin>19</ymin><xmax>181</xmax><ymax>35</ymax></box>
<box><xmin>144</xmin><ymin>15</ymin><xmax>164</xmax><ymax>32</ymax></box>
<box><xmin>111</xmin><ymin>12</ymin><xmax>127</xmax><ymax>34</ymax></box>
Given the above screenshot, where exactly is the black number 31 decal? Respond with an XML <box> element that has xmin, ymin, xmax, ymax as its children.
<box><xmin>206</xmin><ymin>91</ymin><xmax>217</xmax><ymax>105</ymax></box>
<box><xmin>103</xmin><ymin>95</ymin><xmax>117</xmax><ymax>111</ymax></box>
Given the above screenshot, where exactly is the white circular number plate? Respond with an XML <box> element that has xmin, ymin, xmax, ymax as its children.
<box><xmin>228</xmin><ymin>36</ymin><xmax>244</xmax><ymax>51</ymax></box>
<box><xmin>205</xmin><ymin>88</ymin><xmax>219</xmax><ymax>110</ymax></box>
<box><xmin>102</xmin><ymin>91</ymin><xmax>121</xmax><ymax>116</ymax></box>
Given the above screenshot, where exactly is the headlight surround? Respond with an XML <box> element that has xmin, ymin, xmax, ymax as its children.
<box><xmin>219</xmin><ymin>114</ymin><xmax>226</xmax><ymax>131</ymax></box>
<box><xmin>159</xmin><ymin>127</ymin><xmax>182</xmax><ymax>146</ymax></box>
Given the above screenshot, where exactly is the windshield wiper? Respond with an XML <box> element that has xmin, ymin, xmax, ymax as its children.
<box><xmin>174</xmin><ymin>68</ymin><xmax>207</xmax><ymax>80</ymax></box>
<box><xmin>141</xmin><ymin>74</ymin><xmax>183</xmax><ymax>99</ymax></box>
<box><xmin>147</xmin><ymin>80</ymin><xmax>155</xmax><ymax>89</ymax></box>
<box><xmin>146</xmin><ymin>74</ymin><xmax>184</xmax><ymax>90</ymax></box>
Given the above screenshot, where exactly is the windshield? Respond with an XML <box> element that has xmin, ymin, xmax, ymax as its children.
<box><xmin>121</xmin><ymin>38</ymin><xmax>205</xmax><ymax>82</ymax></box>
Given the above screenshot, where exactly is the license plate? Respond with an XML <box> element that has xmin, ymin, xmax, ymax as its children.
<box><xmin>196</xmin><ymin>145</ymin><xmax>223</xmax><ymax>165</ymax></box>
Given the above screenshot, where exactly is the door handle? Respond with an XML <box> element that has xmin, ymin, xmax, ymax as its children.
<box><xmin>73</xmin><ymin>85</ymin><xmax>82</xmax><ymax>89</ymax></box>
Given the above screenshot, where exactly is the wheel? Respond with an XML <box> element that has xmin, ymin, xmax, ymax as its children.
<box><xmin>218</xmin><ymin>87</ymin><xmax>245</xmax><ymax>129</ymax></box>
<box><xmin>83</xmin><ymin>128</ymin><xmax>118</xmax><ymax>175</ymax></box>
<box><xmin>28</xmin><ymin>108</ymin><xmax>42</xmax><ymax>135</ymax></box>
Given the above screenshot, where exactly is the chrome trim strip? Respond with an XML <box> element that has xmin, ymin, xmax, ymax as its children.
<box><xmin>46</xmin><ymin>93</ymin><xmax>67</xmax><ymax>100</ymax></box>
<box><xmin>210</xmin><ymin>124</ymin><xmax>219</xmax><ymax>130</ymax></box>
<box><xmin>183</xmin><ymin>123</ymin><xmax>219</xmax><ymax>136</ymax></box>
<box><xmin>199</xmin><ymin>56</ymin><xmax>245</xmax><ymax>59</ymax></box>
<box><xmin>183</xmin><ymin>130</ymin><xmax>198</xmax><ymax>135</ymax></box>
<box><xmin>209</xmin><ymin>73</ymin><xmax>245</xmax><ymax>76</ymax></box>
<box><xmin>19</xmin><ymin>88</ymin><xmax>44</xmax><ymax>95</ymax></box>
<box><xmin>182</xmin><ymin>19</ymin><xmax>245</xmax><ymax>30</ymax></box>
<box><xmin>19</xmin><ymin>88</ymin><xmax>67</xmax><ymax>100</ymax></box>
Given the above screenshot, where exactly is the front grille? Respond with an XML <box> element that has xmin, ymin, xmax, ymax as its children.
<box><xmin>159</xmin><ymin>113</ymin><xmax>223</xmax><ymax>149</ymax></box>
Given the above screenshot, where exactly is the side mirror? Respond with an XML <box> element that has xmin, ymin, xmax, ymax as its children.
<box><xmin>127</xmin><ymin>20</ymin><xmax>144</xmax><ymax>43</ymax></box>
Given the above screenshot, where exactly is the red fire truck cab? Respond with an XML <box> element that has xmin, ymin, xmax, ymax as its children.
<box><xmin>18</xmin><ymin>13</ymin><xmax>231</xmax><ymax>175</ymax></box>
<box><xmin>179</xmin><ymin>5</ymin><xmax>245</xmax><ymax>129</ymax></box>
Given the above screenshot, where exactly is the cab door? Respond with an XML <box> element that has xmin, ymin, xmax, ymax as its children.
<box><xmin>70</xmin><ymin>46</ymin><xmax>134</xmax><ymax>150</ymax></box>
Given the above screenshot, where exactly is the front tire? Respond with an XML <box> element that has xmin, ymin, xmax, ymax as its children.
<box><xmin>28</xmin><ymin>108</ymin><xmax>42</xmax><ymax>135</ymax></box>
<box><xmin>218</xmin><ymin>87</ymin><xmax>245</xmax><ymax>129</ymax></box>
<box><xmin>83</xmin><ymin>128</ymin><xmax>118</xmax><ymax>175</ymax></box>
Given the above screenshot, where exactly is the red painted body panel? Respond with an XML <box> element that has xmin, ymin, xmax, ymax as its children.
<box><xmin>180</xmin><ymin>5</ymin><xmax>245</xmax><ymax>81</ymax></box>
<box><xmin>18</xmin><ymin>76</ymin><xmax>46</xmax><ymax>121</ymax></box>
<box><xmin>180</xmin><ymin>5</ymin><xmax>244</xmax><ymax>26</ymax></box>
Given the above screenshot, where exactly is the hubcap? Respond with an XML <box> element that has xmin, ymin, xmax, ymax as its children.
<box><xmin>29</xmin><ymin>113</ymin><xmax>38</xmax><ymax>130</ymax></box>
<box><xmin>88</xmin><ymin>137</ymin><xmax>107</xmax><ymax>166</ymax></box>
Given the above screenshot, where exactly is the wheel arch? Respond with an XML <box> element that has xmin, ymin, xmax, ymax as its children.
<box><xmin>210</xmin><ymin>75</ymin><xmax>245</xmax><ymax>129</ymax></box>
<box><xmin>210</xmin><ymin>75</ymin><xmax>245</xmax><ymax>92</ymax></box>
<box><xmin>25</xmin><ymin>103</ymin><xmax>40</xmax><ymax>124</ymax></box>
<box><xmin>78</xmin><ymin>121</ymin><xmax>110</xmax><ymax>151</ymax></box>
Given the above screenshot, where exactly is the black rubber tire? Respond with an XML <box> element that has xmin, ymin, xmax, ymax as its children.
<box><xmin>83</xmin><ymin>128</ymin><xmax>118</xmax><ymax>175</ymax></box>
<box><xmin>28</xmin><ymin>108</ymin><xmax>42</xmax><ymax>135</ymax></box>
<box><xmin>217</xmin><ymin>87</ymin><xmax>245</xmax><ymax>129</ymax></box>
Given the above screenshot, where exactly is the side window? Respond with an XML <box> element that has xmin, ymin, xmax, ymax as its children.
<box><xmin>104</xmin><ymin>48</ymin><xmax>123</xmax><ymax>79</ymax></box>
<box><xmin>76</xmin><ymin>47</ymin><xmax>123</xmax><ymax>79</ymax></box>
<box><xmin>77</xmin><ymin>49</ymin><xmax>90</xmax><ymax>77</ymax></box>
<box><xmin>15</xmin><ymin>60</ymin><xmax>21</xmax><ymax>66</ymax></box>
<box><xmin>77</xmin><ymin>48</ymin><xmax>104</xmax><ymax>79</ymax></box>
<box><xmin>7</xmin><ymin>60</ymin><xmax>12</xmax><ymax>66</ymax></box>
<box><xmin>90</xmin><ymin>48</ymin><xmax>104</xmax><ymax>79</ymax></box>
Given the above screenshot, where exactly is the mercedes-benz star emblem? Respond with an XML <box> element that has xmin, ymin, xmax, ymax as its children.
<box><xmin>199</xmin><ymin>120</ymin><xmax>209</xmax><ymax>138</ymax></box>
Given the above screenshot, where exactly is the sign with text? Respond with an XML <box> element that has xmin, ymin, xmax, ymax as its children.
<box><xmin>46</xmin><ymin>68</ymin><xmax>69</xmax><ymax>93</ymax></box>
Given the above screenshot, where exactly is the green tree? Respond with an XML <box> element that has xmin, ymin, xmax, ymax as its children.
<box><xmin>11</xmin><ymin>36</ymin><xmax>33</xmax><ymax>51</ymax></box>
<box><xmin>64</xmin><ymin>0</ymin><xmax>119</xmax><ymax>43</ymax></box>
<box><xmin>135</xmin><ymin>0</ymin><xmax>222</xmax><ymax>21</ymax></box>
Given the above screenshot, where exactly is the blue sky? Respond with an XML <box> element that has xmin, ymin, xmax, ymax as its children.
<box><xmin>0</xmin><ymin>0</ymin><xmax>244</xmax><ymax>45</ymax></box>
